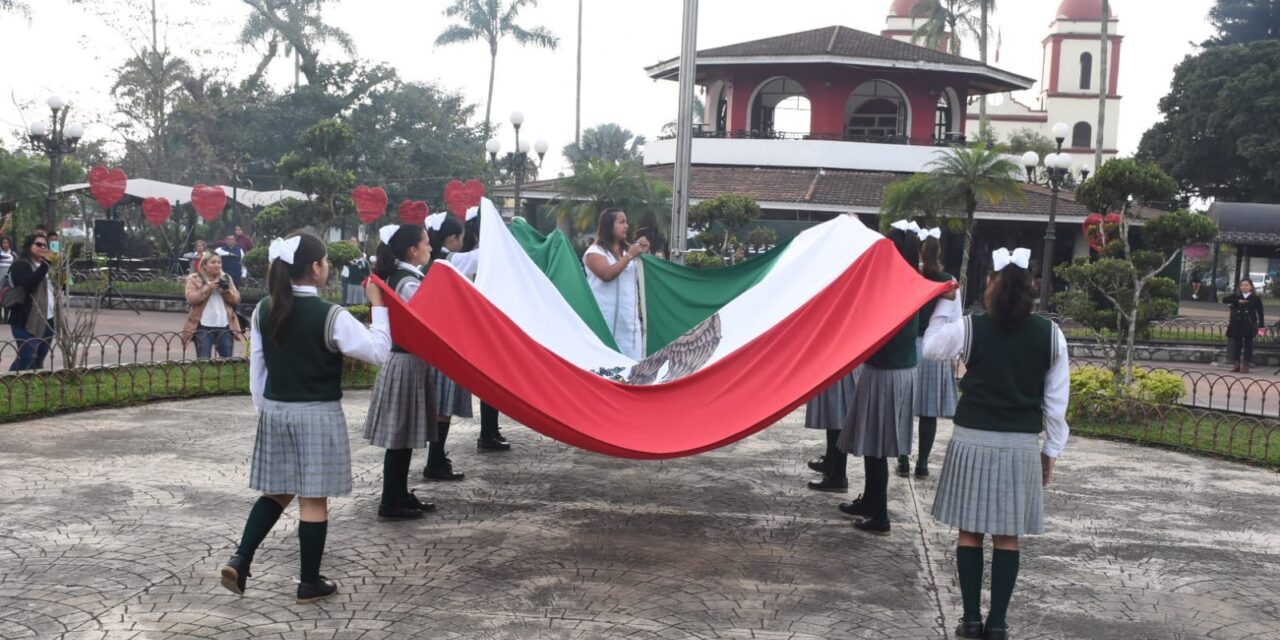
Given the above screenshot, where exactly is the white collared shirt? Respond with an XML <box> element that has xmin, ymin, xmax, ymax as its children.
<box><xmin>249</xmin><ymin>284</ymin><xmax>391</xmax><ymax>411</ymax></box>
<box><xmin>393</xmin><ymin>261</ymin><xmax>425</xmax><ymax>302</ymax></box>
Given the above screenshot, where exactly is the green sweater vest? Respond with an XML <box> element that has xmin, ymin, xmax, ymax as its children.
<box><xmin>387</xmin><ymin>268</ymin><xmax>422</xmax><ymax>354</ymax></box>
<box><xmin>257</xmin><ymin>295</ymin><xmax>345</xmax><ymax>402</ymax></box>
<box><xmin>953</xmin><ymin>313</ymin><xmax>1054</xmax><ymax>433</ymax></box>
<box><xmin>867</xmin><ymin>314</ymin><xmax>919</xmax><ymax>370</ymax></box>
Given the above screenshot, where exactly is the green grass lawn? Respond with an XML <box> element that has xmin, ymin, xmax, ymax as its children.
<box><xmin>1073</xmin><ymin>405</ymin><xmax>1280</xmax><ymax>468</ymax></box>
<box><xmin>0</xmin><ymin>360</ymin><xmax>377</xmax><ymax>422</ymax></box>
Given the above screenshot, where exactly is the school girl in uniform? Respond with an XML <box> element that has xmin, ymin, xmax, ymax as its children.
<box><xmin>220</xmin><ymin>233</ymin><xmax>392</xmax><ymax>604</ymax></box>
<box><xmin>923</xmin><ymin>247</ymin><xmax>1070</xmax><ymax>640</ymax></box>
<box><xmin>900</xmin><ymin>227</ymin><xmax>960</xmax><ymax>479</ymax></box>
<box><xmin>423</xmin><ymin>214</ymin><xmax>473</xmax><ymax>481</ymax></box>
<box><xmin>835</xmin><ymin>222</ymin><xmax>933</xmax><ymax>535</ymax></box>
<box><xmin>804</xmin><ymin>367</ymin><xmax>862</xmax><ymax>492</ymax></box>
<box><xmin>362</xmin><ymin>224</ymin><xmax>438</xmax><ymax>521</ymax></box>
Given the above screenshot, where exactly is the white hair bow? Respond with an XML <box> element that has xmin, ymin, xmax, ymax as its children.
<box><xmin>425</xmin><ymin>212</ymin><xmax>448</xmax><ymax>231</ymax></box>
<box><xmin>917</xmin><ymin>227</ymin><xmax>942</xmax><ymax>241</ymax></box>
<box><xmin>268</xmin><ymin>236</ymin><xmax>301</xmax><ymax>265</ymax></box>
<box><xmin>378</xmin><ymin>224</ymin><xmax>401</xmax><ymax>245</ymax></box>
<box><xmin>992</xmin><ymin>247</ymin><xmax>1031</xmax><ymax>272</ymax></box>
<box><xmin>889</xmin><ymin>220</ymin><xmax>911</xmax><ymax>232</ymax></box>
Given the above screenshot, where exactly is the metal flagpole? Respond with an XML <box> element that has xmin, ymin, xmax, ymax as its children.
<box><xmin>669</xmin><ymin>0</ymin><xmax>699</xmax><ymax>265</ymax></box>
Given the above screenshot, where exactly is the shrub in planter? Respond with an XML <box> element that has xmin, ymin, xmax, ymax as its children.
<box><xmin>1132</xmin><ymin>369</ymin><xmax>1185</xmax><ymax>404</ymax></box>
<box><xmin>346</xmin><ymin>304</ymin><xmax>371</xmax><ymax>323</ymax></box>
<box><xmin>243</xmin><ymin>246</ymin><xmax>269</xmax><ymax>279</ymax></box>
<box><xmin>327</xmin><ymin>241</ymin><xmax>361</xmax><ymax>270</ymax></box>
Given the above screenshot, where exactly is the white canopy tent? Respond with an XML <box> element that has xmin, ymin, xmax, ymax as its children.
<box><xmin>58</xmin><ymin>178</ymin><xmax>309</xmax><ymax>209</ymax></box>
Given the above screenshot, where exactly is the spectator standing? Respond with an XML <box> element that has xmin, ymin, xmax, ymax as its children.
<box><xmin>1224</xmin><ymin>278</ymin><xmax>1266</xmax><ymax>374</ymax></box>
<box><xmin>216</xmin><ymin>235</ymin><xmax>245</xmax><ymax>288</ymax></box>
<box><xmin>234</xmin><ymin>225</ymin><xmax>255</xmax><ymax>252</ymax></box>
<box><xmin>0</xmin><ymin>237</ymin><xmax>15</xmax><ymax>284</ymax></box>
<box><xmin>8</xmin><ymin>235</ymin><xmax>55</xmax><ymax>371</ymax></box>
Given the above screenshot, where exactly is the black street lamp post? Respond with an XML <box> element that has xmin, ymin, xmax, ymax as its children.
<box><xmin>486</xmin><ymin>112</ymin><xmax>548</xmax><ymax>218</ymax></box>
<box><xmin>27</xmin><ymin>96</ymin><xmax>84</xmax><ymax>231</ymax></box>
<box><xmin>1022</xmin><ymin>122</ymin><xmax>1072</xmax><ymax>311</ymax></box>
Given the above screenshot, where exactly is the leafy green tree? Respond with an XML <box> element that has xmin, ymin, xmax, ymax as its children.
<box><xmin>911</xmin><ymin>0</ymin><xmax>976</xmax><ymax>55</ymax></box>
<box><xmin>562</xmin><ymin>123</ymin><xmax>645</xmax><ymax>166</ymax></box>
<box><xmin>550</xmin><ymin>159</ymin><xmax>670</xmax><ymax>245</ymax></box>
<box><xmin>277</xmin><ymin>119</ymin><xmax>357</xmax><ymax>238</ymax></box>
<box><xmin>1204</xmin><ymin>0</ymin><xmax>1280</xmax><ymax>46</ymax></box>
<box><xmin>689</xmin><ymin>195</ymin><xmax>762</xmax><ymax>258</ymax></box>
<box><xmin>1064</xmin><ymin>159</ymin><xmax>1217</xmax><ymax>385</ymax></box>
<box><xmin>240</xmin><ymin>0</ymin><xmax>355</xmax><ymax>87</ymax></box>
<box><xmin>1005</xmin><ymin>128</ymin><xmax>1055</xmax><ymax>160</ymax></box>
<box><xmin>0</xmin><ymin>0</ymin><xmax>30</xmax><ymax>20</ymax></box>
<box><xmin>435</xmin><ymin>0</ymin><xmax>559</xmax><ymax>139</ymax></box>
<box><xmin>921</xmin><ymin>144</ymin><xmax>1025</xmax><ymax>290</ymax></box>
<box><xmin>880</xmin><ymin>173</ymin><xmax>952</xmax><ymax>231</ymax></box>
<box><xmin>111</xmin><ymin>49</ymin><xmax>193</xmax><ymax>176</ymax></box>
<box><xmin>1138</xmin><ymin>40</ymin><xmax>1280</xmax><ymax>202</ymax></box>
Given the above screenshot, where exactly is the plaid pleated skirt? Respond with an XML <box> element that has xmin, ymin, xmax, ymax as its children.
<box><xmin>363</xmin><ymin>352</ymin><xmax>438</xmax><ymax>450</ymax></box>
<box><xmin>430</xmin><ymin>367</ymin><xmax>474</xmax><ymax>419</ymax></box>
<box><xmin>249</xmin><ymin>399</ymin><xmax>352</xmax><ymax>498</ymax></box>
<box><xmin>804</xmin><ymin>367</ymin><xmax>861</xmax><ymax>430</ymax></box>
<box><xmin>931</xmin><ymin>425</ymin><xmax>1045</xmax><ymax>536</ymax></box>
<box><xmin>837</xmin><ymin>365</ymin><xmax>916</xmax><ymax>458</ymax></box>
<box><xmin>914</xmin><ymin>337</ymin><xmax>958</xmax><ymax>418</ymax></box>
<box><xmin>344</xmin><ymin>283</ymin><xmax>368</xmax><ymax>305</ymax></box>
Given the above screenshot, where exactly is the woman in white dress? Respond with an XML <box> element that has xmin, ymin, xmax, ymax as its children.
<box><xmin>583</xmin><ymin>209</ymin><xmax>648</xmax><ymax>361</ymax></box>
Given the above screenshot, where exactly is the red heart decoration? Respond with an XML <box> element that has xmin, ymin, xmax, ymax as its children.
<box><xmin>142</xmin><ymin>197</ymin><xmax>172</xmax><ymax>226</ymax></box>
<box><xmin>352</xmin><ymin>185</ymin><xmax>388</xmax><ymax>224</ymax></box>
<box><xmin>444</xmin><ymin>179</ymin><xmax>485</xmax><ymax>220</ymax></box>
<box><xmin>399</xmin><ymin>199</ymin><xmax>430</xmax><ymax>225</ymax></box>
<box><xmin>191</xmin><ymin>184</ymin><xmax>227</xmax><ymax>222</ymax></box>
<box><xmin>88</xmin><ymin>166</ymin><xmax>127</xmax><ymax>210</ymax></box>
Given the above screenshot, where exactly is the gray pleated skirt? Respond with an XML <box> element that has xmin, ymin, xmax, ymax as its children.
<box><xmin>931</xmin><ymin>425</ymin><xmax>1045</xmax><ymax>536</ymax></box>
<box><xmin>363</xmin><ymin>352</ymin><xmax>438</xmax><ymax>450</ymax></box>
<box><xmin>250</xmin><ymin>399</ymin><xmax>352</xmax><ymax>498</ymax></box>
<box><xmin>344</xmin><ymin>283</ymin><xmax>368</xmax><ymax>305</ymax></box>
<box><xmin>430</xmin><ymin>367</ymin><xmax>474</xmax><ymax>419</ymax></box>
<box><xmin>804</xmin><ymin>367</ymin><xmax>862</xmax><ymax>430</ymax></box>
<box><xmin>837</xmin><ymin>365</ymin><xmax>916</xmax><ymax>458</ymax></box>
<box><xmin>915</xmin><ymin>337</ymin><xmax>958</xmax><ymax>418</ymax></box>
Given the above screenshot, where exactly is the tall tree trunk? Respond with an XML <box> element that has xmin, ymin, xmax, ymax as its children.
<box><xmin>575</xmin><ymin>0</ymin><xmax>583</xmax><ymax>146</ymax></box>
<box><xmin>1095</xmin><ymin>0</ymin><xmax>1110</xmax><ymax>170</ymax></box>
<box><xmin>978</xmin><ymin>1</ymin><xmax>989</xmax><ymax>139</ymax></box>
<box><xmin>958</xmin><ymin>204</ymin><xmax>976</xmax><ymax>294</ymax></box>
<box><xmin>484</xmin><ymin>43</ymin><xmax>498</xmax><ymax>141</ymax></box>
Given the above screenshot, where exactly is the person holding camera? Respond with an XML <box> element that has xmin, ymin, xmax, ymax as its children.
<box><xmin>7</xmin><ymin>235</ymin><xmax>55</xmax><ymax>371</ymax></box>
<box><xmin>183</xmin><ymin>252</ymin><xmax>242</xmax><ymax>359</ymax></box>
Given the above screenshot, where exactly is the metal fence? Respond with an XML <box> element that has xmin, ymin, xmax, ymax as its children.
<box><xmin>1071</xmin><ymin>395</ymin><xmax>1280</xmax><ymax>467</ymax></box>
<box><xmin>0</xmin><ymin>331</ymin><xmax>243</xmax><ymax>374</ymax></box>
<box><xmin>1073</xmin><ymin>361</ymin><xmax>1280</xmax><ymax>418</ymax></box>
<box><xmin>1050</xmin><ymin>314</ymin><xmax>1280</xmax><ymax>345</ymax></box>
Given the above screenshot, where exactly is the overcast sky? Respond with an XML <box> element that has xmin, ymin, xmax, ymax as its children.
<box><xmin>0</xmin><ymin>0</ymin><xmax>1216</xmax><ymax>177</ymax></box>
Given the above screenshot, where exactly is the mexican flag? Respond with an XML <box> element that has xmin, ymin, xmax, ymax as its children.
<box><xmin>378</xmin><ymin>211</ymin><xmax>948</xmax><ymax>459</ymax></box>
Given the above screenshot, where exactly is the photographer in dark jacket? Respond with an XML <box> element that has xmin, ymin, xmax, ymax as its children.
<box><xmin>1224</xmin><ymin>278</ymin><xmax>1266</xmax><ymax>374</ymax></box>
<box><xmin>8</xmin><ymin>235</ymin><xmax>55</xmax><ymax>371</ymax></box>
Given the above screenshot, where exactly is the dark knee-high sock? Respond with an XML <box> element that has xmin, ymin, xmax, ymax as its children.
<box><xmin>382</xmin><ymin>449</ymin><xmax>412</xmax><ymax>503</ymax></box>
<box><xmin>956</xmin><ymin>546</ymin><xmax>984</xmax><ymax>624</ymax></box>
<box><xmin>235</xmin><ymin>497</ymin><xmax>285</xmax><ymax>562</ymax></box>
<box><xmin>918</xmin><ymin>416</ymin><xmax>938</xmax><ymax>464</ymax></box>
<box><xmin>987</xmin><ymin>549</ymin><xmax>1020</xmax><ymax>629</ymax></box>
<box><xmin>480</xmin><ymin>402</ymin><xmax>499</xmax><ymax>439</ymax></box>
<box><xmin>864</xmin><ymin>457</ymin><xmax>889</xmax><ymax>517</ymax></box>
<box><xmin>298</xmin><ymin>520</ymin><xmax>328</xmax><ymax>584</ymax></box>
<box><xmin>428</xmin><ymin>420</ymin><xmax>450</xmax><ymax>468</ymax></box>
<box><xmin>824</xmin><ymin>430</ymin><xmax>846</xmax><ymax>481</ymax></box>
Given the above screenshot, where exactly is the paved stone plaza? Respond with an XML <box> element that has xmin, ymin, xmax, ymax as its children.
<box><xmin>0</xmin><ymin>393</ymin><xmax>1278</xmax><ymax>639</ymax></box>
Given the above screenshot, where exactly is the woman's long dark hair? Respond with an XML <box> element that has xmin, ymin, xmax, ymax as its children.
<box><xmin>888</xmin><ymin>228</ymin><xmax>921</xmax><ymax>271</ymax></box>
<box><xmin>266</xmin><ymin>233</ymin><xmax>327</xmax><ymax>342</ymax></box>
<box><xmin>428</xmin><ymin>216</ymin><xmax>465</xmax><ymax>261</ymax></box>
<box><xmin>595</xmin><ymin>209</ymin><xmax>627</xmax><ymax>258</ymax></box>
<box><xmin>985</xmin><ymin>263</ymin><xmax>1036</xmax><ymax>329</ymax></box>
<box><xmin>20</xmin><ymin>234</ymin><xmax>44</xmax><ymax>260</ymax></box>
<box><xmin>920</xmin><ymin>236</ymin><xmax>944</xmax><ymax>279</ymax></box>
<box><xmin>374</xmin><ymin>225</ymin><xmax>426</xmax><ymax>280</ymax></box>
<box><xmin>462</xmin><ymin>215</ymin><xmax>482</xmax><ymax>252</ymax></box>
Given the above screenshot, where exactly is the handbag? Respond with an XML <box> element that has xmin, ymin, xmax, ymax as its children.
<box><xmin>0</xmin><ymin>271</ymin><xmax>25</xmax><ymax>310</ymax></box>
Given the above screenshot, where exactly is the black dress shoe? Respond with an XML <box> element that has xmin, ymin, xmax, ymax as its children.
<box><xmin>296</xmin><ymin>576</ymin><xmax>338</xmax><ymax>604</ymax></box>
<box><xmin>854</xmin><ymin>515</ymin><xmax>891</xmax><ymax>536</ymax></box>
<box><xmin>915</xmin><ymin>462</ymin><xmax>930</xmax><ymax>478</ymax></box>
<box><xmin>897</xmin><ymin>456</ymin><xmax>911</xmax><ymax>477</ymax></box>
<box><xmin>807</xmin><ymin>455</ymin><xmax>826</xmax><ymax>473</ymax></box>
<box><xmin>423</xmin><ymin>466</ymin><xmax>466</xmax><ymax>481</ymax></box>
<box><xmin>219</xmin><ymin>554</ymin><xmax>251</xmax><ymax>596</ymax></box>
<box><xmin>954</xmin><ymin>621</ymin><xmax>984</xmax><ymax>638</ymax></box>
<box><xmin>838</xmin><ymin>495</ymin><xmax>873</xmax><ymax>518</ymax></box>
<box><xmin>983</xmin><ymin>626</ymin><xmax>1009</xmax><ymax>640</ymax></box>
<box><xmin>377</xmin><ymin>500</ymin><xmax>422</xmax><ymax>521</ymax></box>
<box><xmin>806</xmin><ymin>476</ymin><xmax>848</xmax><ymax>492</ymax></box>
<box><xmin>477</xmin><ymin>437</ymin><xmax>511</xmax><ymax>452</ymax></box>
<box><xmin>404</xmin><ymin>490</ymin><xmax>436</xmax><ymax>513</ymax></box>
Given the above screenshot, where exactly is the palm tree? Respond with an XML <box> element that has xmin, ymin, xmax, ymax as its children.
<box><xmin>923</xmin><ymin>145</ymin><xmax>1025</xmax><ymax>291</ymax></box>
<box><xmin>911</xmin><ymin>0</ymin><xmax>976</xmax><ymax>55</ymax></box>
<box><xmin>562</xmin><ymin>123</ymin><xmax>645</xmax><ymax>166</ymax></box>
<box><xmin>112</xmin><ymin>50</ymin><xmax>194</xmax><ymax>174</ymax></box>
<box><xmin>880</xmin><ymin>173</ymin><xmax>952</xmax><ymax>231</ymax></box>
<box><xmin>239</xmin><ymin>0</ymin><xmax>355</xmax><ymax>87</ymax></box>
<box><xmin>0</xmin><ymin>0</ymin><xmax>30</xmax><ymax>21</ymax></box>
<box><xmin>435</xmin><ymin>0</ymin><xmax>560</xmax><ymax>140</ymax></box>
<box><xmin>550</xmin><ymin>159</ymin><xmax>644</xmax><ymax>232</ymax></box>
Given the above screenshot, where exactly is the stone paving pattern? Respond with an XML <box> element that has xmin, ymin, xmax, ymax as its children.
<box><xmin>0</xmin><ymin>393</ymin><xmax>1278</xmax><ymax>639</ymax></box>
